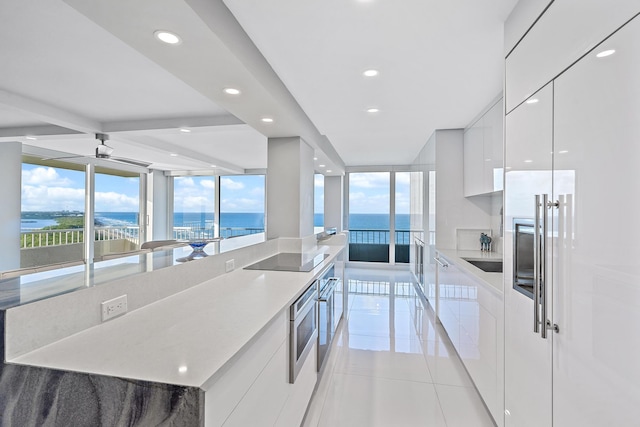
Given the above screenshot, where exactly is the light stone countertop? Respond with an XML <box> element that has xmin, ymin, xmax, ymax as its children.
<box><xmin>437</xmin><ymin>249</ymin><xmax>504</xmax><ymax>293</ymax></box>
<box><xmin>8</xmin><ymin>245</ymin><xmax>344</xmax><ymax>390</ymax></box>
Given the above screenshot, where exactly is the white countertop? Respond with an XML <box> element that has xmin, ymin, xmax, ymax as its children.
<box><xmin>9</xmin><ymin>245</ymin><xmax>344</xmax><ymax>389</ymax></box>
<box><xmin>437</xmin><ymin>249</ymin><xmax>503</xmax><ymax>293</ymax></box>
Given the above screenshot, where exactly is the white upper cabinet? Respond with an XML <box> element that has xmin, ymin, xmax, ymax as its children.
<box><xmin>464</xmin><ymin>99</ymin><xmax>504</xmax><ymax>197</ymax></box>
<box><xmin>505</xmin><ymin>0</ymin><xmax>640</xmax><ymax>112</ymax></box>
<box><xmin>463</xmin><ymin>119</ymin><xmax>484</xmax><ymax>197</ymax></box>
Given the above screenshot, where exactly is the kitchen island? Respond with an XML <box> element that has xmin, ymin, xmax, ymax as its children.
<box><xmin>0</xmin><ymin>233</ymin><xmax>346</xmax><ymax>426</ymax></box>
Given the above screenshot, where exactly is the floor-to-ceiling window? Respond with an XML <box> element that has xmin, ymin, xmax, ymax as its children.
<box><xmin>94</xmin><ymin>168</ymin><xmax>140</xmax><ymax>259</ymax></box>
<box><xmin>219</xmin><ymin>174</ymin><xmax>265</xmax><ymax>238</ymax></box>
<box><xmin>347</xmin><ymin>169</ymin><xmax>413</xmax><ymax>264</ymax></box>
<box><xmin>20</xmin><ymin>160</ymin><xmax>85</xmax><ymax>268</ymax></box>
<box><xmin>172</xmin><ymin>175</ymin><xmax>216</xmax><ymax>240</ymax></box>
<box><xmin>314</xmin><ymin>173</ymin><xmax>324</xmax><ymax>230</ymax></box>
<box><xmin>395</xmin><ymin>172</ymin><xmax>411</xmax><ymax>263</ymax></box>
<box><xmin>348</xmin><ymin>172</ymin><xmax>391</xmax><ymax>262</ymax></box>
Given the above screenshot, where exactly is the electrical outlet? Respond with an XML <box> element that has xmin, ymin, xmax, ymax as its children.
<box><xmin>225</xmin><ymin>259</ymin><xmax>235</xmax><ymax>272</ymax></box>
<box><xmin>101</xmin><ymin>295</ymin><xmax>128</xmax><ymax>322</ymax></box>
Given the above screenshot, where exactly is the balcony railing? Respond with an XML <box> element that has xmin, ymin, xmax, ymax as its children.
<box><xmin>21</xmin><ymin>226</ymin><xmax>140</xmax><ymax>248</ymax></box>
<box><xmin>21</xmin><ymin>225</ymin><xmax>265</xmax><ymax>249</ymax></box>
<box><xmin>348</xmin><ymin>229</ymin><xmax>410</xmax><ymax>263</ymax></box>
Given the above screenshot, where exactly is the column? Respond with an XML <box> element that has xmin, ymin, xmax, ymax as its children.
<box><xmin>0</xmin><ymin>141</ymin><xmax>22</xmax><ymax>271</ymax></box>
<box><xmin>324</xmin><ymin>175</ymin><xmax>344</xmax><ymax>231</ymax></box>
<box><xmin>266</xmin><ymin>137</ymin><xmax>314</xmax><ymax>239</ymax></box>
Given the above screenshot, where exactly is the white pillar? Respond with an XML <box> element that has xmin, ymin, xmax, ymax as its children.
<box><xmin>266</xmin><ymin>137</ymin><xmax>314</xmax><ymax>239</ymax></box>
<box><xmin>149</xmin><ymin>170</ymin><xmax>170</xmax><ymax>240</ymax></box>
<box><xmin>324</xmin><ymin>175</ymin><xmax>343</xmax><ymax>231</ymax></box>
<box><xmin>0</xmin><ymin>141</ymin><xmax>22</xmax><ymax>271</ymax></box>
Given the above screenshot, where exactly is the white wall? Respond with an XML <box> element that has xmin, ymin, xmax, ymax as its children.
<box><xmin>324</xmin><ymin>175</ymin><xmax>343</xmax><ymax>231</ymax></box>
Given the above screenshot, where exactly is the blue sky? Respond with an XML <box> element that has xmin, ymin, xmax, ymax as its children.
<box><xmin>349</xmin><ymin>172</ymin><xmax>410</xmax><ymax>214</ymax></box>
<box><xmin>22</xmin><ymin>164</ymin><xmax>409</xmax><ymax>215</ymax></box>
<box><xmin>22</xmin><ymin>165</ymin><xmax>269</xmax><ymax>213</ymax></box>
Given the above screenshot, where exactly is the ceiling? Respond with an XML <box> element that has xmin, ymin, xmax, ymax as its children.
<box><xmin>0</xmin><ymin>0</ymin><xmax>517</xmax><ymax>175</ymax></box>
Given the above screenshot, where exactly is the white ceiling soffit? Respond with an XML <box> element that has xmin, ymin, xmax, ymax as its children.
<box><xmin>0</xmin><ymin>0</ymin><xmax>266</xmax><ymax>173</ymax></box>
<box><xmin>61</xmin><ymin>0</ymin><xmax>345</xmax><ymax>175</ymax></box>
<box><xmin>223</xmin><ymin>0</ymin><xmax>518</xmax><ymax>166</ymax></box>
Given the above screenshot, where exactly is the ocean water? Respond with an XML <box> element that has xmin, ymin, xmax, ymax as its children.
<box><xmin>21</xmin><ymin>212</ymin><xmax>411</xmax><ymax>233</ymax></box>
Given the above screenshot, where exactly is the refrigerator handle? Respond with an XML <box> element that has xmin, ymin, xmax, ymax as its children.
<box><xmin>533</xmin><ymin>195</ymin><xmax>541</xmax><ymax>334</ymax></box>
<box><xmin>541</xmin><ymin>194</ymin><xmax>549</xmax><ymax>339</ymax></box>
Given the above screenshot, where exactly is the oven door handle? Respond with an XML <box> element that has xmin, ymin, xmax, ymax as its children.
<box><xmin>318</xmin><ymin>278</ymin><xmax>340</xmax><ymax>301</ymax></box>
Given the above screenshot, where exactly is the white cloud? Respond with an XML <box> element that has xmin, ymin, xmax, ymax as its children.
<box><xmin>175</xmin><ymin>177</ymin><xmax>195</xmax><ymax>187</ymax></box>
<box><xmin>22</xmin><ymin>185</ymin><xmax>85</xmax><ymax>211</ymax></box>
<box><xmin>349</xmin><ymin>172</ymin><xmax>389</xmax><ymax>189</ymax></box>
<box><xmin>22</xmin><ymin>167</ymin><xmax>73</xmax><ymax>186</ymax></box>
<box><xmin>200</xmin><ymin>179</ymin><xmax>215</xmax><ymax>189</ymax></box>
<box><xmin>221</xmin><ymin>177</ymin><xmax>245</xmax><ymax>190</ymax></box>
<box><xmin>95</xmin><ymin>191</ymin><xmax>139</xmax><ymax>212</ymax></box>
<box><xmin>314</xmin><ymin>175</ymin><xmax>325</xmax><ymax>187</ymax></box>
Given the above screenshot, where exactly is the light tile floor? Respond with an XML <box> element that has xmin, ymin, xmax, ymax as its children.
<box><xmin>303</xmin><ymin>267</ymin><xmax>495</xmax><ymax>427</ymax></box>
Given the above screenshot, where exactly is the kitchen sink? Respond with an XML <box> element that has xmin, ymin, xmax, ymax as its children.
<box><xmin>462</xmin><ymin>259</ymin><xmax>503</xmax><ymax>273</ymax></box>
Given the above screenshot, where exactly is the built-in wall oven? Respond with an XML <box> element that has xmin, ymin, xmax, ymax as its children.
<box><xmin>289</xmin><ymin>281</ymin><xmax>318</xmax><ymax>383</ymax></box>
<box><xmin>317</xmin><ymin>263</ymin><xmax>342</xmax><ymax>372</ymax></box>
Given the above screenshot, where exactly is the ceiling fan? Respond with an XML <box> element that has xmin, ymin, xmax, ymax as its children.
<box><xmin>43</xmin><ymin>133</ymin><xmax>151</xmax><ymax>168</ymax></box>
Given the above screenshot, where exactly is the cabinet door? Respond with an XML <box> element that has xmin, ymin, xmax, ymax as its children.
<box><xmin>483</xmin><ymin>100</ymin><xmax>503</xmax><ymax>192</ymax></box>
<box><xmin>463</xmin><ymin>121</ymin><xmax>484</xmax><ymax>197</ymax></box>
<box><xmin>552</xmin><ymin>15</ymin><xmax>640</xmax><ymax>426</ymax></box>
<box><xmin>503</xmin><ymin>83</ymin><xmax>553</xmax><ymax>427</ymax></box>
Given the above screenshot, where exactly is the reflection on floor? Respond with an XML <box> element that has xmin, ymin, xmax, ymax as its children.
<box><xmin>303</xmin><ymin>267</ymin><xmax>495</xmax><ymax>427</ymax></box>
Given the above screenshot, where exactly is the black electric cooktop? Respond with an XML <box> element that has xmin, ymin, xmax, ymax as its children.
<box><xmin>244</xmin><ymin>253</ymin><xmax>329</xmax><ymax>272</ymax></box>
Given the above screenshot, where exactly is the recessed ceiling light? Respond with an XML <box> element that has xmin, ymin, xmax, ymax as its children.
<box><xmin>363</xmin><ymin>69</ymin><xmax>379</xmax><ymax>77</ymax></box>
<box><xmin>319</xmin><ymin>164</ymin><xmax>326</xmax><ymax>168</ymax></box>
<box><xmin>179</xmin><ymin>128</ymin><xmax>191</xmax><ymax>133</ymax></box>
<box><xmin>223</xmin><ymin>87</ymin><xmax>241</xmax><ymax>95</ymax></box>
<box><xmin>170</xmin><ymin>153</ymin><xmax>178</xmax><ymax>157</ymax></box>
<box><xmin>326</xmin><ymin>170</ymin><xmax>332</xmax><ymax>173</ymax></box>
<box><xmin>261</xmin><ymin>117</ymin><xmax>274</xmax><ymax>123</ymax></box>
<box><xmin>526</xmin><ymin>99</ymin><xmax>539</xmax><ymax>104</ymax></box>
<box><xmin>524</xmin><ymin>159</ymin><xmax>533</xmax><ymax>163</ymax></box>
<box><xmin>210</xmin><ymin>164</ymin><xmax>217</xmax><ymax>168</ymax></box>
<box><xmin>559</xmin><ymin>150</ymin><xmax>569</xmax><ymax>154</ymax></box>
<box><xmin>154</xmin><ymin>30</ymin><xmax>182</xmax><ymax>45</ymax></box>
<box><xmin>596</xmin><ymin>49</ymin><xmax>615</xmax><ymax>58</ymax></box>
<box><xmin>25</xmin><ymin>136</ymin><xmax>37</xmax><ymax>140</ymax></box>
<box><xmin>366</xmin><ymin>108</ymin><xmax>380</xmax><ymax>113</ymax></box>
<box><xmin>313</xmin><ymin>157</ymin><xmax>318</xmax><ymax>161</ymax></box>
<box><xmin>178</xmin><ymin>366</ymin><xmax>188</xmax><ymax>373</ymax></box>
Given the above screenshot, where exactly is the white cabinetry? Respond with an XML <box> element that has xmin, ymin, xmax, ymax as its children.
<box><xmin>464</xmin><ymin>99</ymin><xmax>503</xmax><ymax>197</ymax></box>
<box><xmin>505</xmin><ymin>0</ymin><xmax>639</xmax><ymax>112</ymax></box>
<box><xmin>504</xmin><ymin>10</ymin><xmax>640</xmax><ymax>427</ymax></box>
<box><xmin>412</xmin><ymin>130</ymin><xmax>494</xmax><ymax>312</ymax></box>
<box><xmin>204</xmin><ymin>310</ymin><xmax>317</xmax><ymax>426</ymax></box>
<box><xmin>436</xmin><ymin>254</ymin><xmax>504</xmax><ymax>426</ymax></box>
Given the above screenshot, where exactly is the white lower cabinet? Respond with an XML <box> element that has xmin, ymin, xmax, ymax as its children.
<box><xmin>204</xmin><ymin>310</ymin><xmax>317</xmax><ymax>427</ymax></box>
<box><xmin>437</xmin><ymin>254</ymin><xmax>504</xmax><ymax>426</ymax></box>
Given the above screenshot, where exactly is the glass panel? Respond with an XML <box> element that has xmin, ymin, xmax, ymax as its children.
<box><xmin>219</xmin><ymin>175</ymin><xmax>265</xmax><ymax>238</ymax></box>
<box><xmin>20</xmin><ymin>162</ymin><xmax>85</xmax><ymax>269</ymax></box>
<box><xmin>94</xmin><ymin>171</ymin><xmax>140</xmax><ymax>260</ymax></box>
<box><xmin>395</xmin><ymin>172</ymin><xmax>410</xmax><ymax>263</ymax></box>
<box><xmin>348</xmin><ymin>172</ymin><xmax>390</xmax><ymax>262</ymax></box>
<box><xmin>314</xmin><ymin>173</ymin><xmax>324</xmax><ymax>229</ymax></box>
<box><xmin>173</xmin><ymin>176</ymin><xmax>216</xmax><ymax>240</ymax></box>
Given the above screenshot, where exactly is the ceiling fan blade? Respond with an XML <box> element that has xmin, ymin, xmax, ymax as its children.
<box><xmin>110</xmin><ymin>157</ymin><xmax>152</xmax><ymax>168</ymax></box>
<box><xmin>41</xmin><ymin>155</ymin><xmax>85</xmax><ymax>161</ymax></box>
